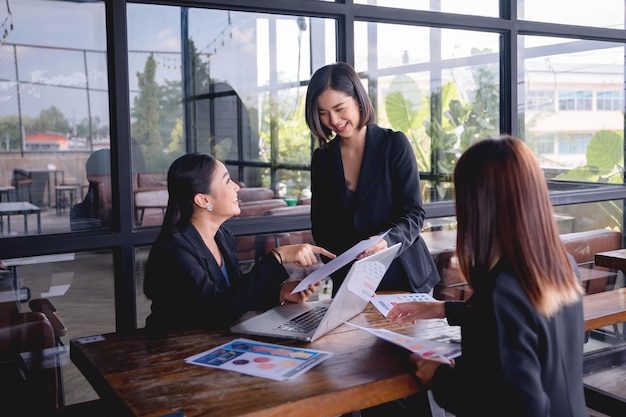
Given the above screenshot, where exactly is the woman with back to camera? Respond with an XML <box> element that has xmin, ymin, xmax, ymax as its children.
<box><xmin>388</xmin><ymin>136</ymin><xmax>588</xmax><ymax>417</ymax></box>
<box><xmin>305</xmin><ymin>62</ymin><xmax>439</xmax><ymax>296</ymax></box>
<box><xmin>144</xmin><ymin>153</ymin><xmax>335</xmax><ymax>334</ymax></box>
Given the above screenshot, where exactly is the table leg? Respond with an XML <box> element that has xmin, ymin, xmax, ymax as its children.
<box><xmin>36</xmin><ymin>212</ymin><xmax>41</xmax><ymax>234</ymax></box>
<box><xmin>47</xmin><ymin>174</ymin><xmax>52</xmax><ymax>208</ymax></box>
<box><xmin>24</xmin><ymin>213</ymin><xmax>28</xmax><ymax>234</ymax></box>
<box><xmin>51</xmin><ymin>171</ymin><xmax>57</xmax><ymax>207</ymax></box>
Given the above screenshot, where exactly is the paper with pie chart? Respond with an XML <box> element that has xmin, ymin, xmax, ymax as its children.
<box><xmin>345</xmin><ymin>323</ymin><xmax>461</xmax><ymax>359</ymax></box>
<box><xmin>185</xmin><ymin>338</ymin><xmax>333</xmax><ymax>381</ymax></box>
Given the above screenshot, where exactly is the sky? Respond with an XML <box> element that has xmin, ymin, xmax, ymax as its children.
<box><xmin>1</xmin><ymin>0</ymin><xmax>624</xmax><ymax>122</ymax></box>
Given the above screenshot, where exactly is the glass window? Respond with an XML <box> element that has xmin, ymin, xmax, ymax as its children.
<box><xmin>355</xmin><ymin>22</ymin><xmax>500</xmax><ymax>201</ymax></box>
<box><xmin>529</xmin><ymin>133</ymin><xmax>556</xmax><ymax>155</ymax></box>
<box><xmin>558</xmin><ymin>133</ymin><xmax>592</xmax><ymax>155</ymax></box>
<box><xmin>0</xmin><ymin>0</ymin><xmax>110</xmax><ymax>236</ymax></box>
<box><xmin>126</xmin><ymin>6</ymin><xmax>335</xmax><ymax>225</ymax></box>
<box><xmin>2</xmin><ymin>250</ymin><xmax>115</xmax><ymax>405</ymax></box>
<box><xmin>519</xmin><ymin>36</ymin><xmax>625</xmax><ymax>182</ymax></box>
<box><xmin>354</xmin><ymin>0</ymin><xmax>498</xmax><ymax>17</ymax></box>
<box><xmin>135</xmin><ymin>246</ymin><xmax>152</xmax><ymax>329</ymax></box>
<box><xmin>597</xmin><ymin>91</ymin><xmax>623</xmax><ymax>111</ymax></box>
<box><xmin>187</xmin><ymin>10</ymin><xmax>335</xmax><ymax>197</ymax></box>
<box><xmin>526</xmin><ymin>90</ymin><xmax>555</xmax><ymax>112</ymax></box>
<box><xmin>558</xmin><ymin>91</ymin><xmax>592</xmax><ymax>111</ymax></box>
<box><xmin>519</xmin><ymin>0</ymin><xmax>625</xmax><ymax>29</ymax></box>
<box><xmin>556</xmin><ymin>199</ymin><xmax>624</xmax><ymax>235</ymax></box>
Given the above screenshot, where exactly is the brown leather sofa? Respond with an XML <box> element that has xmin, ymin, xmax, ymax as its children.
<box><xmin>433</xmin><ymin>228</ymin><xmax>622</xmax><ymax>301</ymax></box>
<box><xmin>133</xmin><ymin>172</ymin><xmax>168</xmax><ymax>226</ymax></box>
<box><xmin>234</xmin><ymin>189</ymin><xmax>316</xmax><ymax>267</ymax></box>
<box><xmin>561</xmin><ymin>229</ymin><xmax>622</xmax><ymax>294</ymax></box>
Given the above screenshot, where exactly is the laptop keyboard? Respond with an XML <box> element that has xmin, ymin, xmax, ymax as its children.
<box><xmin>275</xmin><ymin>306</ymin><xmax>328</xmax><ymax>333</ymax></box>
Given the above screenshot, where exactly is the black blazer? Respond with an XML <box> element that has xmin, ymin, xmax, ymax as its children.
<box><xmin>311</xmin><ymin>124</ymin><xmax>439</xmax><ymax>293</ymax></box>
<box><xmin>144</xmin><ymin>223</ymin><xmax>288</xmax><ymax>333</ymax></box>
<box><xmin>431</xmin><ymin>257</ymin><xmax>588</xmax><ymax>417</ymax></box>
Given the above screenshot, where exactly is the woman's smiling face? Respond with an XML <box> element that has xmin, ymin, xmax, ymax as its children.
<box><xmin>207</xmin><ymin>160</ymin><xmax>241</xmax><ymax>218</ymax></box>
<box><xmin>316</xmin><ymin>88</ymin><xmax>362</xmax><ymax>140</ymax></box>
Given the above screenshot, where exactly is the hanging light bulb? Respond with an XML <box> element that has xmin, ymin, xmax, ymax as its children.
<box><xmin>1</xmin><ymin>0</ymin><xmax>14</xmax><ymax>44</ymax></box>
<box><xmin>297</xmin><ymin>16</ymin><xmax>307</xmax><ymax>32</ymax></box>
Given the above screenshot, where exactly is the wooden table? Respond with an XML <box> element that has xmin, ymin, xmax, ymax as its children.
<box><xmin>583</xmin><ymin>288</ymin><xmax>626</xmax><ymax>332</ymax></box>
<box><xmin>595</xmin><ymin>249</ymin><xmax>626</xmax><ymax>274</ymax></box>
<box><xmin>591</xmin><ymin>249</ymin><xmax>626</xmax><ymax>335</ymax></box>
<box><xmin>0</xmin><ymin>201</ymin><xmax>41</xmax><ymax>235</ymax></box>
<box><xmin>70</xmin><ymin>303</ymin><xmax>460</xmax><ymax>417</ymax></box>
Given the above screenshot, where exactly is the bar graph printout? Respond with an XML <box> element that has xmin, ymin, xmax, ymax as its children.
<box><xmin>185</xmin><ymin>338</ymin><xmax>333</xmax><ymax>381</ymax></box>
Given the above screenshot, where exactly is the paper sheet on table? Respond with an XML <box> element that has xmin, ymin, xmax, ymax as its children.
<box><xmin>345</xmin><ymin>322</ymin><xmax>461</xmax><ymax>359</ymax></box>
<box><xmin>185</xmin><ymin>338</ymin><xmax>333</xmax><ymax>381</ymax></box>
<box><xmin>291</xmin><ymin>229</ymin><xmax>390</xmax><ymax>294</ymax></box>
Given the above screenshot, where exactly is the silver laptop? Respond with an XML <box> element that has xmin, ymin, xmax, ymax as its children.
<box><xmin>230</xmin><ymin>243</ymin><xmax>401</xmax><ymax>342</ymax></box>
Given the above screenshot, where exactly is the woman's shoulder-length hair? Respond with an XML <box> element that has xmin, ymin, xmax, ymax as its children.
<box><xmin>305</xmin><ymin>62</ymin><xmax>376</xmax><ymax>146</ymax></box>
<box><xmin>454</xmin><ymin>135</ymin><xmax>583</xmax><ymax>316</ymax></box>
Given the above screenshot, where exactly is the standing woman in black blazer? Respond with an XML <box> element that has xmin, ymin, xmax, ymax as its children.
<box><xmin>144</xmin><ymin>153</ymin><xmax>334</xmax><ymax>334</ymax></box>
<box><xmin>305</xmin><ymin>62</ymin><xmax>439</xmax><ymax>295</ymax></box>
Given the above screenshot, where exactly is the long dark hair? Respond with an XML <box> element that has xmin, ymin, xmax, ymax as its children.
<box><xmin>159</xmin><ymin>153</ymin><xmax>217</xmax><ymax>236</ymax></box>
<box><xmin>454</xmin><ymin>136</ymin><xmax>582</xmax><ymax>316</ymax></box>
<box><xmin>305</xmin><ymin>62</ymin><xmax>376</xmax><ymax>146</ymax></box>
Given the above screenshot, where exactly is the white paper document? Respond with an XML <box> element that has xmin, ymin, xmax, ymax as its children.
<box><xmin>370</xmin><ymin>292</ymin><xmax>436</xmax><ymax>317</ymax></box>
<box><xmin>345</xmin><ymin>322</ymin><xmax>461</xmax><ymax>360</ymax></box>
<box><xmin>185</xmin><ymin>338</ymin><xmax>333</xmax><ymax>381</ymax></box>
<box><xmin>291</xmin><ymin>229</ymin><xmax>390</xmax><ymax>294</ymax></box>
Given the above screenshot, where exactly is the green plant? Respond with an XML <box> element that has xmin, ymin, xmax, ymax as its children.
<box><xmin>555</xmin><ymin>130</ymin><xmax>624</xmax><ymax>183</ymax></box>
<box><xmin>556</xmin><ymin>130</ymin><xmax>624</xmax><ymax>231</ymax></box>
<box><xmin>384</xmin><ymin>67</ymin><xmax>499</xmax><ymax>200</ymax></box>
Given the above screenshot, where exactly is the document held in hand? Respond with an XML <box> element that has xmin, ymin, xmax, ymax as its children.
<box><xmin>290</xmin><ymin>229</ymin><xmax>391</xmax><ymax>294</ymax></box>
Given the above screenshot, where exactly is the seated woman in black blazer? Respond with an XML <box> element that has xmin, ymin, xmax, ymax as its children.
<box><xmin>388</xmin><ymin>136</ymin><xmax>588</xmax><ymax>417</ymax></box>
<box><xmin>144</xmin><ymin>153</ymin><xmax>335</xmax><ymax>334</ymax></box>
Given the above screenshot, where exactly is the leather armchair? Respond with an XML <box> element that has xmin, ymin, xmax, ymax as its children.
<box><xmin>0</xmin><ymin>297</ymin><xmax>67</xmax><ymax>415</ymax></box>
